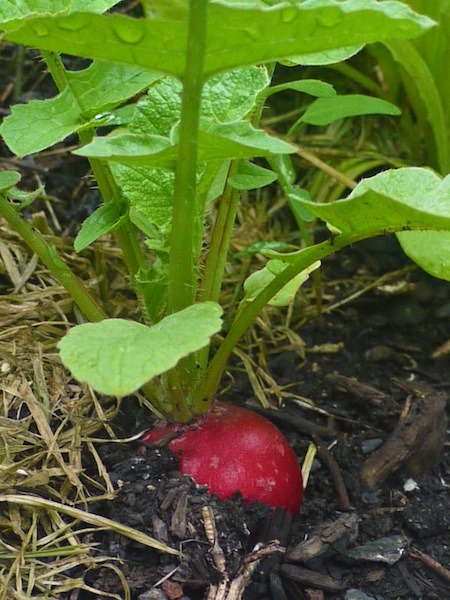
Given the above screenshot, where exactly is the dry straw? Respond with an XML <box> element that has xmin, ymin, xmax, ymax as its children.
<box><xmin>0</xmin><ymin>217</ymin><xmax>178</xmax><ymax>599</ymax></box>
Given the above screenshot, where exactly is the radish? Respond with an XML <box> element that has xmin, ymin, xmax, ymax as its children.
<box><xmin>142</xmin><ymin>401</ymin><xmax>303</xmax><ymax>516</ymax></box>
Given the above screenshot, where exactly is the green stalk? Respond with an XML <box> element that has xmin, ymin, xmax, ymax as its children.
<box><xmin>167</xmin><ymin>0</ymin><xmax>209</xmax><ymax>314</ymax></box>
<box><xmin>161</xmin><ymin>0</ymin><xmax>209</xmax><ymax>417</ymax></box>
<box><xmin>330</xmin><ymin>61</ymin><xmax>386</xmax><ymax>97</ymax></box>
<box><xmin>192</xmin><ymin>66</ymin><xmax>278</xmax><ymax>414</ymax></box>
<box><xmin>0</xmin><ymin>197</ymin><xmax>107</xmax><ymax>322</ymax></box>
<box><xmin>199</xmin><ymin>162</ymin><xmax>240</xmax><ymax>304</ymax></box>
<box><xmin>198</xmin><ymin>64</ymin><xmax>276</xmax><ymax>307</ymax></box>
<box><xmin>41</xmin><ymin>51</ymin><xmax>147</xmax><ymax>282</ymax></box>
<box><xmin>192</xmin><ymin>163</ymin><xmax>240</xmax><ymax>413</ymax></box>
<box><xmin>195</xmin><ymin>232</ymin><xmax>368</xmax><ymax>404</ymax></box>
<box><xmin>267</xmin><ymin>155</ymin><xmax>313</xmax><ymax>245</ymax></box>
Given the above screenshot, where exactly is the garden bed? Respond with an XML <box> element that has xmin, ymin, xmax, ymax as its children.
<box><xmin>1</xmin><ymin>230</ymin><xmax>448</xmax><ymax>599</ymax></box>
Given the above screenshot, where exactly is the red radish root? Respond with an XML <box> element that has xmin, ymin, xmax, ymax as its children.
<box><xmin>142</xmin><ymin>401</ymin><xmax>303</xmax><ymax>516</ymax></box>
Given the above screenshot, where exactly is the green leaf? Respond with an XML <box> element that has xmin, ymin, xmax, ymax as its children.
<box><xmin>3</xmin><ymin>1</ymin><xmax>434</xmax><ymax>77</ymax></box>
<box><xmin>0</xmin><ymin>0</ymin><xmax>120</xmax><ymax>27</ymax></box>
<box><xmin>201</xmin><ymin>66</ymin><xmax>270</xmax><ymax>121</ymax></box>
<box><xmin>199</xmin><ymin>122</ymin><xmax>296</xmax><ymax>160</ymax></box>
<box><xmin>287</xmin><ymin>186</ymin><xmax>316</xmax><ymax>223</ymax></box>
<box><xmin>268</xmin><ymin>154</ymin><xmax>296</xmax><ymax>186</ymax></box>
<box><xmin>280</xmin><ymin>45</ymin><xmax>363</xmax><ymax>67</ymax></box>
<box><xmin>1</xmin><ymin>90</ymin><xmax>81</xmax><ymax>157</ymax></box>
<box><xmin>0</xmin><ymin>62</ymin><xmax>161</xmax><ymax>156</ymax></box>
<box><xmin>113</xmin><ymin>69</ymin><xmax>270</xmax><ymax>236</ymax></box>
<box><xmin>268</xmin><ymin>79</ymin><xmax>336</xmax><ymax>98</ymax></box>
<box><xmin>8</xmin><ymin>185</ymin><xmax>45</xmax><ymax>210</ymax></box>
<box><xmin>134</xmin><ymin>263</ymin><xmax>168</xmax><ymax>325</ymax></box>
<box><xmin>0</xmin><ymin>171</ymin><xmax>21</xmax><ymax>192</ymax></box>
<box><xmin>383</xmin><ymin>39</ymin><xmax>450</xmax><ymax>174</ymax></box>
<box><xmin>234</xmin><ymin>240</ymin><xmax>299</xmax><ymax>259</ymax></box>
<box><xmin>74</xmin><ymin>133</ymin><xmax>173</xmax><ymax>164</ymax></box>
<box><xmin>301</xmin><ymin>94</ymin><xmax>401</xmax><ymax>126</ymax></box>
<box><xmin>67</xmin><ymin>61</ymin><xmax>162</xmax><ymax>119</ymax></box>
<box><xmin>75</xmin><ymin>123</ymin><xmax>295</xmax><ymax>167</ymax></box>
<box><xmin>340</xmin><ymin>166</ymin><xmax>450</xmax><ymax>282</ymax></box>
<box><xmin>58</xmin><ymin>302</ymin><xmax>223</xmax><ymax>396</ymax></box>
<box><xmin>131</xmin><ymin>77</ymin><xmax>182</xmax><ymax>137</ymax></box>
<box><xmin>228</xmin><ymin>160</ymin><xmax>277</xmax><ymax>190</ymax></box>
<box><xmin>293</xmin><ymin>168</ymin><xmax>450</xmax><ymax>237</ymax></box>
<box><xmin>116</xmin><ymin>165</ymin><xmax>175</xmax><ymax>235</ymax></box>
<box><xmin>242</xmin><ymin>260</ymin><xmax>320</xmax><ymax>307</ymax></box>
<box><xmin>397</xmin><ymin>230</ymin><xmax>450</xmax><ymax>282</ymax></box>
<box><xmin>74</xmin><ymin>202</ymin><xmax>125</xmax><ymax>252</ymax></box>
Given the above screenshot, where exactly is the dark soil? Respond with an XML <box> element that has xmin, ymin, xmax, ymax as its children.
<box><xmin>69</xmin><ymin>245</ymin><xmax>449</xmax><ymax>600</ymax></box>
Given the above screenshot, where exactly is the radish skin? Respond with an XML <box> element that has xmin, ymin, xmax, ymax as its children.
<box><xmin>142</xmin><ymin>402</ymin><xmax>303</xmax><ymax>516</ymax></box>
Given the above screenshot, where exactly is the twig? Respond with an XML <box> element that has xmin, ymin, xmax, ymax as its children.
<box><xmin>312</xmin><ymin>434</ymin><xmax>352</xmax><ymax>510</ymax></box>
<box><xmin>203</xmin><ymin>506</ymin><xmax>285</xmax><ymax>600</ymax></box>
<box><xmin>408</xmin><ymin>547</ymin><xmax>450</xmax><ymax>584</ymax></box>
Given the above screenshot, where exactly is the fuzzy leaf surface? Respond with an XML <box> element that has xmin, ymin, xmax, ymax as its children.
<box><xmin>113</xmin><ymin>67</ymin><xmax>269</xmax><ymax>235</ymax></box>
<box><xmin>0</xmin><ymin>63</ymin><xmax>161</xmax><ymax>156</ymax></box>
<box><xmin>291</xmin><ymin>168</ymin><xmax>450</xmax><ymax>236</ymax></box>
<box><xmin>75</xmin><ymin>124</ymin><xmax>294</xmax><ymax>167</ymax></box>
<box><xmin>58</xmin><ymin>302</ymin><xmax>223</xmax><ymax>396</ymax></box>
<box><xmin>3</xmin><ymin>1</ymin><xmax>434</xmax><ymax>77</ymax></box>
<box><xmin>0</xmin><ymin>0</ymin><xmax>119</xmax><ymax>26</ymax></box>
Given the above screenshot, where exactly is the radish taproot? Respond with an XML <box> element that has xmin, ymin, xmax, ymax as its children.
<box><xmin>142</xmin><ymin>401</ymin><xmax>303</xmax><ymax>516</ymax></box>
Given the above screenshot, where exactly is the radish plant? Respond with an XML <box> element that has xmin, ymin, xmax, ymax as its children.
<box><xmin>2</xmin><ymin>0</ymin><xmax>450</xmax><ymax>511</ymax></box>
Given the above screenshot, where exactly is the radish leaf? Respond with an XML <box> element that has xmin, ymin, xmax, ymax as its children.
<box><xmin>58</xmin><ymin>302</ymin><xmax>223</xmax><ymax>396</ymax></box>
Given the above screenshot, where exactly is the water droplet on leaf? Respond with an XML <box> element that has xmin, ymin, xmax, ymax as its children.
<box><xmin>32</xmin><ymin>23</ymin><xmax>49</xmax><ymax>37</ymax></box>
<box><xmin>280</xmin><ymin>7</ymin><xmax>298</xmax><ymax>24</ymax></box>
<box><xmin>58</xmin><ymin>16</ymin><xmax>88</xmax><ymax>32</ymax></box>
<box><xmin>398</xmin><ymin>21</ymin><xmax>413</xmax><ymax>32</ymax></box>
<box><xmin>94</xmin><ymin>112</ymin><xmax>114</xmax><ymax>124</ymax></box>
<box><xmin>244</xmin><ymin>25</ymin><xmax>262</xmax><ymax>41</ymax></box>
<box><xmin>317</xmin><ymin>7</ymin><xmax>342</xmax><ymax>28</ymax></box>
<box><xmin>114</xmin><ymin>22</ymin><xmax>145</xmax><ymax>44</ymax></box>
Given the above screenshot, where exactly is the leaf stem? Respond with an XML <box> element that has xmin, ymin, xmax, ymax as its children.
<box><xmin>161</xmin><ymin>0</ymin><xmax>209</xmax><ymax>417</ymax></box>
<box><xmin>167</xmin><ymin>0</ymin><xmax>208</xmax><ymax>314</ymax></box>
<box><xmin>41</xmin><ymin>50</ymin><xmax>148</xmax><ymax>281</ymax></box>
<box><xmin>199</xmin><ymin>162</ymin><xmax>240</xmax><ymax>305</ymax></box>
<box><xmin>0</xmin><ymin>197</ymin><xmax>107</xmax><ymax>322</ymax></box>
<box><xmin>195</xmin><ymin>232</ymin><xmax>362</xmax><ymax>404</ymax></box>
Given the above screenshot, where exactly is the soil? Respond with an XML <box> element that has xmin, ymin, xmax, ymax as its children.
<box><xmin>62</xmin><ymin>243</ymin><xmax>450</xmax><ymax>600</ymax></box>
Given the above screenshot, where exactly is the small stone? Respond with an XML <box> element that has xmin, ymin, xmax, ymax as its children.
<box><xmin>365</xmin><ymin>346</ymin><xmax>394</xmax><ymax>362</ymax></box>
<box><xmin>361</xmin><ymin>439</ymin><xmax>383</xmax><ymax>454</ymax></box>
<box><xmin>403</xmin><ymin>478</ymin><xmax>420</xmax><ymax>493</ymax></box>
<box><xmin>344</xmin><ymin>589</ymin><xmax>378</xmax><ymax>600</ymax></box>
<box><xmin>138</xmin><ymin>588</ymin><xmax>168</xmax><ymax>600</ymax></box>
<box><xmin>344</xmin><ymin>535</ymin><xmax>408</xmax><ymax>565</ymax></box>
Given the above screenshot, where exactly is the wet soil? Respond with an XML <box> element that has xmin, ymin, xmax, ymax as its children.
<box><xmin>70</xmin><ymin>246</ymin><xmax>450</xmax><ymax>600</ymax></box>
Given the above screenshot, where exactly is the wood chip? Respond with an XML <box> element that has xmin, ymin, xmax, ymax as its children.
<box><xmin>170</xmin><ymin>490</ymin><xmax>188</xmax><ymax>538</ymax></box>
<box><xmin>287</xmin><ymin>513</ymin><xmax>360</xmax><ymax>562</ymax></box>
<box><xmin>280</xmin><ymin>564</ymin><xmax>346</xmax><ymax>592</ymax></box>
<box><xmin>326</xmin><ymin>373</ymin><xmax>389</xmax><ymax>406</ymax></box>
<box><xmin>360</xmin><ymin>383</ymin><xmax>448</xmax><ymax>489</ymax></box>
